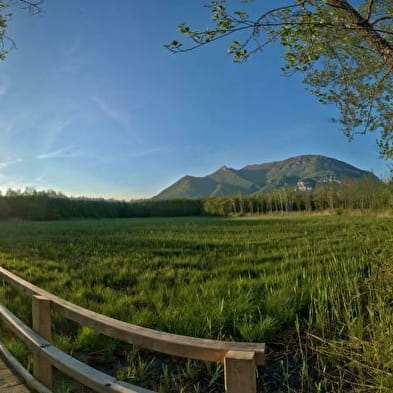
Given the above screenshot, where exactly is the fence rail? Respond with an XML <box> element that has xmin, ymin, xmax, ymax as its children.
<box><xmin>0</xmin><ymin>266</ymin><xmax>265</xmax><ymax>393</ymax></box>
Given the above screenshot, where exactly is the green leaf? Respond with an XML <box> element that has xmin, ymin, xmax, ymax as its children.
<box><xmin>234</xmin><ymin>11</ymin><xmax>248</xmax><ymax>20</ymax></box>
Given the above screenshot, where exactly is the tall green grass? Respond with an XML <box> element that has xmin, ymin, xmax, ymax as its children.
<box><xmin>0</xmin><ymin>216</ymin><xmax>391</xmax><ymax>392</ymax></box>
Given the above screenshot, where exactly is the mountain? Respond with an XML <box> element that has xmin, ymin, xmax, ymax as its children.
<box><xmin>153</xmin><ymin>155</ymin><xmax>378</xmax><ymax>200</ymax></box>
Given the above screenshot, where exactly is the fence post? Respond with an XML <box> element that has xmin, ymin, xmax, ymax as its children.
<box><xmin>224</xmin><ymin>350</ymin><xmax>256</xmax><ymax>393</ymax></box>
<box><xmin>32</xmin><ymin>295</ymin><xmax>52</xmax><ymax>388</ymax></box>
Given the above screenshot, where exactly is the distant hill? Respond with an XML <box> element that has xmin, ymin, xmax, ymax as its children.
<box><xmin>153</xmin><ymin>155</ymin><xmax>378</xmax><ymax>200</ymax></box>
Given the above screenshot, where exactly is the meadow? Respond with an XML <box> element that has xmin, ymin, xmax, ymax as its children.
<box><xmin>0</xmin><ymin>216</ymin><xmax>392</xmax><ymax>392</ymax></box>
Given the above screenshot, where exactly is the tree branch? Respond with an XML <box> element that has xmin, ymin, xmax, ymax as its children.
<box><xmin>365</xmin><ymin>0</ymin><xmax>375</xmax><ymax>21</ymax></box>
<box><xmin>327</xmin><ymin>0</ymin><xmax>393</xmax><ymax>72</ymax></box>
<box><xmin>9</xmin><ymin>0</ymin><xmax>43</xmax><ymax>15</ymax></box>
<box><xmin>363</xmin><ymin>70</ymin><xmax>390</xmax><ymax>134</ymax></box>
<box><xmin>169</xmin><ymin>19</ymin><xmax>393</xmax><ymax>55</ymax></box>
<box><xmin>253</xmin><ymin>2</ymin><xmax>304</xmax><ymax>25</ymax></box>
<box><xmin>371</xmin><ymin>16</ymin><xmax>393</xmax><ymax>26</ymax></box>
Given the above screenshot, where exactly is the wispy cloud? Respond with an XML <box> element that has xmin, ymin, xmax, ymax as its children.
<box><xmin>129</xmin><ymin>147</ymin><xmax>164</xmax><ymax>158</ymax></box>
<box><xmin>0</xmin><ymin>158</ymin><xmax>23</xmax><ymax>170</ymax></box>
<box><xmin>91</xmin><ymin>96</ymin><xmax>140</xmax><ymax>141</ymax></box>
<box><xmin>0</xmin><ymin>78</ymin><xmax>10</xmax><ymax>97</ymax></box>
<box><xmin>35</xmin><ymin>146</ymin><xmax>75</xmax><ymax>160</ymax></box>
<box><xmin>34</xmin><ymin>111</ymin><xmax>78</xmax><ymax>149</ymax></box>
<box><xmin>58</xmin><ymin>39</ymin><xmax>88</xmax><ymax>76</ymax></box>
<box><xmin>92</xmin><ymin>96</ymin><xmax>130</xmax><ymax>126</ymax></box>
<box><xmin>34</xmin><ymin>174</ymin><xmax>47</xmax><ymax>183</ymax></box>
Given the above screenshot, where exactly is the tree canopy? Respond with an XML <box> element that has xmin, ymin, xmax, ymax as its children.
<box><xmin>167</xmin><ymin>0</ymin><xmax>393</xmax><ymax>158</ymax></box>
<box><xmin>0</xmin><ymin>0</ymin><xmax>42</xmax><ymax>60</ymax></box>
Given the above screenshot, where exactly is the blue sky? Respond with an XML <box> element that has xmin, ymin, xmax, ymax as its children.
<box><xmin>0</xmin><ymin>1</ymin><xmax>389</xmax><ymax>199</ymax></box>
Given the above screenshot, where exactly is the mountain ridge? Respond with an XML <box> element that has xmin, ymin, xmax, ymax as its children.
<box><xmin>153</xmin><ymin>155</ymin><xmax>378</xmax><ymax>200</ymax></box>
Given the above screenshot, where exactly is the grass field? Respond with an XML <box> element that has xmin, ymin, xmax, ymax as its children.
<box><xmin>0</xmin><ymin>216</ymin><xmax>392</xmax><ymax>392</ymax></box>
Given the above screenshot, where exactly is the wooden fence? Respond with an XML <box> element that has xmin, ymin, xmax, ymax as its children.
<box><xmin>0</xmin><ymin>266</ymin><xmax>265</xmax><ymax>393</ymax></box>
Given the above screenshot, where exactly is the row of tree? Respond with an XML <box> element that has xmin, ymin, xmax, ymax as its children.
<box><xmin>203</xmin><ymin>176</ymin><xmax>391</xmax><ymax>216</ymax></box>
<box><xmin>0</xmin><ymin>192</ymin><xmax>203</xmax><ymax>220</ymax></box>
<box><xmin>0</xmin><ymin>176</ymin><xmax>391</xmax><ymax>220</ymax></box>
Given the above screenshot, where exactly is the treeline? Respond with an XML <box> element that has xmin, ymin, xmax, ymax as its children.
<box><xmin>203</xmin><ymin>176</ymin><xmax>392</xmax><ymax>216</ymax></box>
<box><xmin>0</xmin><ymin>189</ymin><xmax>203</xmax><ymax>220</ymax></box>
<box><xmin>0</xmin><ymin>176</ymin><xmax>391</xmax><ymax>220</ymax></box>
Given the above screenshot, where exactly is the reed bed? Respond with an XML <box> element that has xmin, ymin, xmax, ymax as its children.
<box><xmin>0</xmin><ymin>216</ymin><xmax>391</xmax><ymax>392</ymax></box>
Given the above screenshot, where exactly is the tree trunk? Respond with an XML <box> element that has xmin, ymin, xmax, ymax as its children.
<box><xmin>328</xmin><ymin>0</ymin><xmax>393</xmax><ymax>72</ymax></box>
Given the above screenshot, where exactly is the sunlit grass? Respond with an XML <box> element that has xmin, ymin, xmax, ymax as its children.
<box><xmin>0</xmin><ymin>216</ymin><xmax>392</xmax><ymax>392</ymax></box>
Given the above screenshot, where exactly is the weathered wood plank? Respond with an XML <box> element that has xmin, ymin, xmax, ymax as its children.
<box><xmin>0</xmin><ymin>304</ymin><xmax>154</xmax><ymax>393</ymax></box>
<box><xmin>0</xmin><ymin>368</ymin><xmax>24</xmax><ymax>388</ymax></box>
<box><xmin>0</xmin><ymin>368</ymin><xmax>16</xmax><ymax>377</ymax></box>
<box><xmin>0</xmin><ymin>360</ymin><xmax>9</xmax><ymax>369</ymax></box>
<box><xmin>32</xmin><ymin>296</ymin><xmax>53</xmax><ymax>388</ymax></box>
<box><xmin>0</xmin><ymin>267</ymin><xmax>265</xmax><ymax>364</ymax></box>
<box><xmin>0</xmin><ymin>341</ymin><xmax>52</xmax><ymax>393</ymax></box>
<box><xmin>224</xmin><ymin>351</ymin><xmax>256</xmax><ymax>393</ymax></box>
<box><xmin>0</xmin><ymin>384</ymin><xmax>31</xmax><ymax>393</ymax></box>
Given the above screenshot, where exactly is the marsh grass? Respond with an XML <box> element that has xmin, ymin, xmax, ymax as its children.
<box><xmin>0</xmin><ymin>216</ymin><xmax>392</xmax><ymax>392</ymax></box>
